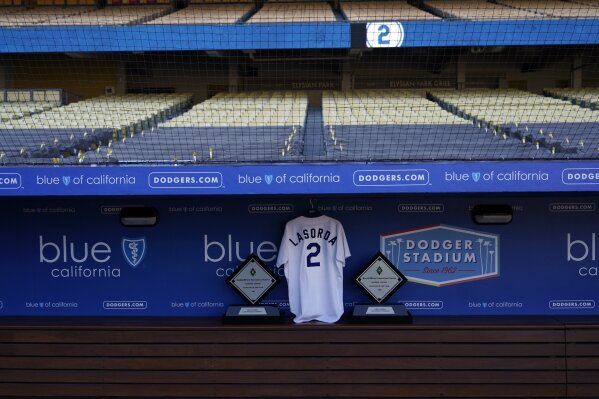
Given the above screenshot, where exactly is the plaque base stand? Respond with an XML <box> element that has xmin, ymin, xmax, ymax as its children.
<box><xmin>351</xmin><ymin>303</ymin><xmax>413</xmax><ymax>324</ymax></box>
<box><xmin>223</xmin><ymin>305</ymin><xmax>283</xmax><ymax>324</ymax></box>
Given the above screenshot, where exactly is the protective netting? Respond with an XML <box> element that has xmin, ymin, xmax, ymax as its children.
<box><xmin>1</xmin><ymin>0</ymin><xmax>599</xmax><ymax>165</ymax></box>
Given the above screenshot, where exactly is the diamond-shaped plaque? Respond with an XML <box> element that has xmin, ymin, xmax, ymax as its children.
<box><xmin>354</xmin><ymin>252</ymin><xmax>407</xmax><ymax>304</ymax></box>
<box><xmin>227</xmin><ymin>254</ymin><xmax>278</xmax><ymax>305</ymax></box>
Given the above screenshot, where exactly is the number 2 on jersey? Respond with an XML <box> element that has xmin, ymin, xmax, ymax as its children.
<box><xmin>306</xmin><ymin>243</ymin><xmax>321</xmax><ymax>267</ymax></box>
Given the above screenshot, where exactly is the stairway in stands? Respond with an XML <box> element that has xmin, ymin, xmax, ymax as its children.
<box><xmin>303</xmin><ymin>106</ymin><xmax>325</xmax><ymax>157</ymax></box>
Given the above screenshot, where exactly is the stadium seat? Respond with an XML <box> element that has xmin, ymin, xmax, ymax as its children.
<box><xmin>146</xmin><ymin>3</ymin><xmax>253</xmax><ymax>24</ymax></box>
<box><xmin>322</xmin><ymin>89</ymin><xmax>567</xmax><ymax>160</ymax></box>
<box><xmin>0</xmin><ymin>6</ymin><xmax>94</xmax><ymax>27</ymax></box>
<box><xmin>100</xmin><ymin>91</ymin><xmax>308</xmax><ymax>164</ymax></box>
<box><xmin>428</xmin><ymin>88</ymin><xmax>599</xmax><ymax>157</ymax></box>
<box><xmin>341</xmin><ymin>1</ymin><xmax>438</xmax><ymax>21</ymax></box>
<box><xmin>423</xmin><ymin>0</ymin><xmax>541</xmax><ymax>20</ymax></box>
<box><xmin>0</xmin><ymin>93</ymin><xmax>192</xmax><ymax>164</ymax></box>
<box><xmin>494</xmin><ymin>0</ymin><xmax>599</xmax><ymax>18</ymax></box>
<box><xmin>247</xmin><ymin>1</ymin><xmax>337</xmax><ymax>23</ymax></box>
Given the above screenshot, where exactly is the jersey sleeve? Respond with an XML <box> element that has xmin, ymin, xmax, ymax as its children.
<box><xmin>336</xmin><ymin>222</ymin><xmax>351</xmax><ymax>266</ymax></box>
<box><xmin>276</xmin><ymin>222</ymin><xmax>290</xmax><ymax>269</ymax></box>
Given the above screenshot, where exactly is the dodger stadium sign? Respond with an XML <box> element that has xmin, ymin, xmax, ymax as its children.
<box><xmin>381</xmin><ymin>224</ymin><xmax>499</xmax><ymax>287</ymax></box>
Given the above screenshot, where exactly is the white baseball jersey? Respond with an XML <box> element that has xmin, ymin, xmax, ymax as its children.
<box><xmin>277</xmin><ymin>215</ymin><xmax>350</xmax><ymax>323</ymax></box>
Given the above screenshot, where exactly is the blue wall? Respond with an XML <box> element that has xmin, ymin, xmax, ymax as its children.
<box><xmin>0</xmin><ymin>193</ymin><xmax>597</xmax><ymax>317</ymax></box>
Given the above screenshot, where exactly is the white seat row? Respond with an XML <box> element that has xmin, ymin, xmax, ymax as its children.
<box><xmin>146</xmin><ymin>4</ymin><xmax>252</xmax><ymax>24</ymax></box>
<box><xmin>0</xmin><ymin>6</ymin><xmax>93</xmax><ymax>27</ymax></box>
<box><xmin>545</xmin><ymin>87</ymin><xmax>599</xmax><ymax>106</ymax></box>
<box><xmin>0</xmin><ymin>102</ymin><xmax>57</xmax><ymax>121</ymax></box>
<box><xmin>430</xmin><ymin>88</ymin><xmax>599</xmax><ymax>125</ymax></box>
<box><xmin>0</xmin><ymin>5</ymin><xmax>171</xmax><ymax>27</ymax></box>
<box><xmin>569</xmin><ymin>0</ymin><xmax>599</xmax><ymax>7</ymax></box>
<box><xmin>55</xmin><ymin>5</ymin><xmax>171</xmax><ymax>25</ymax></box>
<box><xmin>341</xmin><ymin>1</ymin><xmax>438</xmax><ymax>21</ymax></box>
<box><xmin>495</xmin><ymin>0</ymin><xmax>599</xmax><ymax>18</ymax></box>
<box><xmin>161</xmin><ymin>91</ymin><xmax>308</xmax><ymax>128</ymax></box>
<box><xmin>0</xmin><ymin>93</ymin><xmax>192</xmax><ymax>131</ymax></box>
<box><xmin>323</xmin><ymin>89</ymin><xmax>469</xmax><ymax>126</ymax></box>
<box><xmin>424</xmin><ymin>0</ymin><xmax>543</xmax><ymax>19</ymax></box>
<box><xmin>247</xmin><ymin>2</ymin><xmax>337</xmax><ymax>23</ymax></box>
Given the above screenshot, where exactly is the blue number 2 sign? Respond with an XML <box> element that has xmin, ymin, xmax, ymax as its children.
<box><xmin>378</xmin><ymin>24</ymin><xmax>391</xmax><ymax>45</ymax></box>
<box><xmin>366</xmin><ymin>22</ymin><xmax>405</xmax><ymax>48</ymax></box>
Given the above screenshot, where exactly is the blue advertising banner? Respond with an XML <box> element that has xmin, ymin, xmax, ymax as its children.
<box><xmin>0</xmin><ymin>194</ymin><xmax>597</xmax><ymax>316</ymax></box>
<box><xmin>1</xmin><ymin>161</ymin><xmax>599</xmax><ymax>196</ymax></box>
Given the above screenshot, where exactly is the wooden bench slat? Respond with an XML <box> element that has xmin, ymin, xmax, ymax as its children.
<box><xmin>0</xmin><ymin>369</ymin><xmax>567</xmax><ymax>384</ymax></box>
<box><xmin>567</xmin><ymin>343</ymin><xmax>599</xmax><ymax>357</ymax></box>
<box><xmin>0</xmin><ymin>355</ymin><xmax>566</xmax><ymax>371</ymax></box>
<box><xmin>0</xmin><ymin>383</ymin><xmax>567</xmax><ymax>398</ymax></box>
<box><xmin>567</xmin><ymin>384</ymin><xmax>599</xmax><ymax>398</ymax></box>
<box><xmin>566</xmin><ymin>357</ymin><xmax>599</xmax><ymax>369</ymax></box>
<box><xmin>0</xmin><ymin>342</ymin><xmax>566</xmax><ymax>357</ymax></box>
<box><xmin>567</xmin><ymin>371</ymin><xmax>599</xmax><ymax>384</ymax></box>
<box><xmin>0</xmin><ymin>329</ymin><xmax>566</xmax><ymax>344</ymax></box>
<box><xmin>566</xmin><ymin>329</ymin><xmax>599</xmax><ymax>343</ymax></box>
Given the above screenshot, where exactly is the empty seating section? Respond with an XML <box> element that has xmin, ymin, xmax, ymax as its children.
<box><xmin>1</xmin><ymin>0</ymin><xmax>598</xmax><ymax>26</ymax></box>
<box><xmin>1</xmin><ymin>88</ymin><xmax>598</xmax><ymax>164</ymax></box>
<box><xmin>0</xmin><ymin>5</ymin><xmax>170</xmax><ymax>26</ymax></box>
<box><xmin>0</xmin><ymin>6</ymin><xmax>94</xmax><ymax>27</ymax></box>
<box><xmin>0</xmin><ymin>102</ymin><xmax>57</xmax><ymax>123</ymax></box>
<box><xmin>324</xmin><ymin>90</ymin><xmax>467</xmax><ymax>126</ymax></box>
<box><xmin>0</xmin><ymin>90</ymin><xmax>62</xmax><ymax>122</ymax></box>
<box><xmin>322</xmin><ymin>90</ymin><xmax>544</xmax><ymax>161</ymax></box>
<box><xmin>0</xmin><ymin>93</ymin><xmax>192</xmax><ymax>164</ymax></box>
<box><xmin>103</xmin><ymin>91</ymin><xmax>308</xmax><ymax>163</ymax></box>
<box><xmin>58</xmin><ymin>5</ymin><xmax>171</xmax><ymax>25</ymax></box>
<box><xmin>423</xmin><ymin>0</ymin><xmax>540</xmax><ymax>20</ymax></box>
<box><xmin>161</xmin><ymin>91</ymin><xmax>306</xmax><ymax>128</ymax></box>
<box><xmin>545</xmin><ymin>87</ymin><xmax>599</xmax><ymax>109</ymax></box>
<box><xmin>429</xmin><ymin>88</ymin><xmax>599</xmax><ymax>157</ymax></box>
<box><xmin>495</xmin><ymin>0</ymin><xmax>599</xmax><ymax>18</ymax></box>
<box><xmin>341</xmin><ymin>1</ymin><xmax>438</xmax><ymax>21</ymax></box>
<box><xmin>247</xmin><ymin>2</ymin><xmax>337</xmax><ymax>23</ymax></box>
<box><xmin>146</xmin><ymin>4</ymin><xmax>253</xmax><ymax>24</ymax></box>
<box><xmin>570</xmin><ymin>0</ymin><xmax>599</xmax><ymax>7</ymax></box>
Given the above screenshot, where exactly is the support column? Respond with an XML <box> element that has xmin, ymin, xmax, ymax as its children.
<box><xmin>229</xmin><ymin>58</ymin><xmax>239</xmax><ymax>93</ymax></box>
<box><xmin>341</xmin><ymin>60</ymin><xmax>352</xmax><ymax>91</ymax></box>
<box><xmin>571</xmin><ymin>56</ymin><xmax>583</xmax><ymax>89</ymax></box>
<box><xmin>0</xmin><ymin>65</ymin><xmax>9</xmax><ymax>90</ymax></box>
<box><xmin>456</xmin><ymin>56</ymin><xmax>466</xmax><ymax>89</ymax></box>
<box><xmin>116</xmin><ymin>61</ymin><xmax>126</xmax><ymax>95</ymax></box>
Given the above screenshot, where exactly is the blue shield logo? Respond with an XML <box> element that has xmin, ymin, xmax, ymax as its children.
<box><xmin>265</xmin><ymin>175</ymin><xmax>273</xmax><ymax>185</ymax></box>
<box><xmin>62</xmin><ymin>176</ymin><xmax>71</xmax><ymax>186</ymax></box>
<box><xmin>471</xmin><ymin>172</ymin><xmax>481</xmax><ymax>182</ymax></box>
<box><xmin>122</xmin><ymin>238</ymin><xmax>146</xmax><ymax>268</ymax></box>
